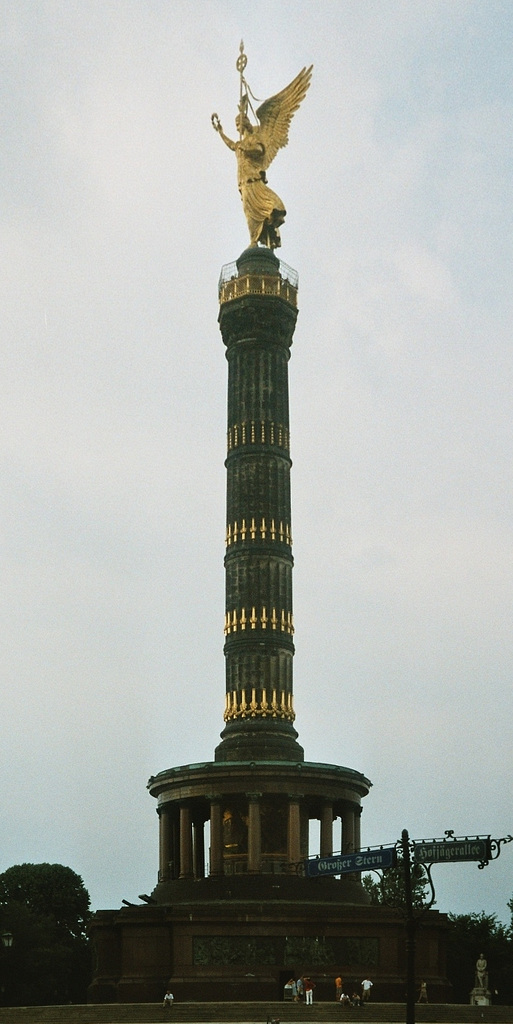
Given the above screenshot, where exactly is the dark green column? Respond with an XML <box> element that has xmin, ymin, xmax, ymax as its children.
<box><xmin>215</xmin><ymin>246</ymin><xmax>304</xmax><ymax>762</ymax></box>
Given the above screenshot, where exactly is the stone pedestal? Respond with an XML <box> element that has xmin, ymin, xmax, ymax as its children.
<box><xmin>470</xmin><ymin>987</ymin><xmax>491</xmax><ymax>1006</ymax></box>
<box><xmin>88</xmin><ymin>756</ymin><xmax>452</xmax><ymax>1003</ymax></box>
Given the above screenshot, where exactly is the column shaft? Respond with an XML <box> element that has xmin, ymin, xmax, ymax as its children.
<box><xmin>209</xmin><ymin>799</ymin><xmax>224</xmax><ymax>876</ymax></box>
<box><xmin>247</xmin><ymin>795</ymin><xmax>261</xmax><ymax>873</ymax></box>
<box><xmin>355</xmin><ymin>806</ymin><xmax>362</xmax><ymax>852</ymax></box>
<box><xmin>193</xmin><ymin>821</ymin><xmax>205</xmax><ymax>879</ymax></box>
<box><xmin>320</xmin><ymin>801</ymin><xmax>333</xmax><ymax>857</ymax></box>
<box><xmin>342</xmin><ymin>806</ymin><xmax>356</xmax><ymax>853</ymax></box>
<box><xmin>179</xmin><ymin>805</ymin><xmax>193</xmax><ymax>879</ymax></box>
<box><xmin>216</xmin><ymin>248</ymin><xmax>303</xmax><ymax>764</ymax></box>
<box><xmin>287</xmin><ymin>797</ymin><xmax>301</xmax><ymax>864</ymax></box>
<box><xmin>158</xmin><ymin>806</ymin><xmax>172</xmax><ymax>882</ymax></box>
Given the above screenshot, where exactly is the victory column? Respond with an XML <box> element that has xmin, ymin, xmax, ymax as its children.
<box><xmin>88</xmin><ymin>47</ymin><xmax>450</xmax><ymax>1004</ymax></box>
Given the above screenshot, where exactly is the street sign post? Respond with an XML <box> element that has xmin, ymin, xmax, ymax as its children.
<box><xmin>303</xmin><ymin>828</ymin><xmax>510</xmax><ymax>1024</ymax></box>
<box><xmin>413</xmin><ymin>838</ymin><xmax>490</xmax><ymax>864</ymax></box>
<box><xmin>301</xmin><ymin>827</ymin><xmax>509</xmax><ymax>1024</ymax></box>
<box><xmin>400</xmin><ymin>831</ymin><xmax>510</xmax><ymax>1024</ymax></box>
<box><xmin>305</xmin><ymin>846</ymin><xmax>396</xmax><ymax>878</ymax></box>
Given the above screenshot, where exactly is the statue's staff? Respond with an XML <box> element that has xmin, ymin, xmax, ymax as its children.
<box><xmin>235</xmin><ymin>40</ymin><xmax>260</xmax><ymax>137</ymax></box>
<box><xmin>236</xmin><ymin>40</ymin><xmax>247</xmax><ymax>141</ymax></box>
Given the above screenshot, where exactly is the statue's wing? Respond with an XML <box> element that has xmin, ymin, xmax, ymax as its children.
<box><xmin>256</xmin><ymin>65</ymin><xmax>313</xmax><ymax>169</ymax></box>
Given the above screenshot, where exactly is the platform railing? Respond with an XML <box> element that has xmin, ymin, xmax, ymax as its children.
<box><xmin>219</xmin><ymin>260</ymin><xmax>298</xmax><ymax>307</ymax></box>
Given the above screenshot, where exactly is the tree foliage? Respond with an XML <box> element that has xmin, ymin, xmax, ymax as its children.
<box><xmin>0</xmin><ymin>863</ymin><xmax>92</xmax><ymax>1005</ymax></box>
<box><xmin>0</xmin><ymin>863</ymin><xmax>90</xmax><ymax>939</ymax></box>
<box><xmin>446</xmin><ymin>912</ymin><xmax>512</xmax><ymax>1004</ymax></box>
<box><xmin>362</xmin><ymin>857</ymin><xmax>431</xmax><ymax>912</ymax></box>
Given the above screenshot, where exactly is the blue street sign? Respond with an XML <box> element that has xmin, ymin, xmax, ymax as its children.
<box><xmin>413</xmin><ymin>838</ymin><xmax>490</xmax><ymax>864</ymax></box>
<box><xmin>305</xmin><ymin>847</ymin><xmax>397</xmax><ymax>878</ymax></box>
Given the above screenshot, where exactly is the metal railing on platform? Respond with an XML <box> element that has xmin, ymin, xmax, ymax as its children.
<box><xmin>218</xmin><ymin>260</ymin><xmax>298</xmax><ymax>307</ymax></box>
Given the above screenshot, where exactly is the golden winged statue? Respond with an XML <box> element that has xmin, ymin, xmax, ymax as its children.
<box><xmin>212</xmin><ymin>45</ymin><xmax>312</xmax><ymax>249</ymax></box>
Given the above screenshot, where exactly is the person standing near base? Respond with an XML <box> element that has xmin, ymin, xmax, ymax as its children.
<box><xmin>417</xmin><ymin>981</ymin><xmax>428</xmax><ymax>1003</ymax></box>
<box><xmin>361</xmin><ymin>978</ymin><xmax>373</xmax><ymax>1001</ymax></box>
<box><xmin>304</xmin><ymin>977</ymin><xmax>315</xmax><ymax>1004</ymax></box>
<box><xmin>286</xmin><ymin>977</ymin><xmax>298</xmax><ymax>1001</ymax></box>
<box><xmin>163</xmin><ymin>988</ymin><xmax>174</xmax><ymax>1011</ymax></box>
<box><xmin>335</xmin><ymin>975</ymin><xmax>343</xmax><ymax>1001</ymax></box>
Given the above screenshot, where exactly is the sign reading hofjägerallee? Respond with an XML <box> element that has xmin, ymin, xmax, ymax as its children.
<box><xmin>413</xmin><ymin>839</ymin><xmax>490</xmax><ymax>864</ymax></box>
<box><xmin>305</xmin><ymin>847</ymin><xmax>396</xmax><ymax>878</ymax></box>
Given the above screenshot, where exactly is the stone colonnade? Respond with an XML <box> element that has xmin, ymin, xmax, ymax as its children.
<box><xmin>156</xmin><ymin>792</ymin><xmax>363</xmax><ymax>882</ymax></box>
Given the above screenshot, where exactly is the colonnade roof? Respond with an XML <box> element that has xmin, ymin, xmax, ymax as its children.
<box><xmin>149</xmin><ymin>759</ymin><xmax>371</xmax><ymax>784</ymax></box>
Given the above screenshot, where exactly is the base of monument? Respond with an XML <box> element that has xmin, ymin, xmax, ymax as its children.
<box><xmin>88</xmin><ymin>897</ymin><xmax>451</xmax><ymax>1004</ymax></box>
<box><xmin>151</xmin><ymin>870</ymin><xmax>370</xmax><ymax>906</ymax></box>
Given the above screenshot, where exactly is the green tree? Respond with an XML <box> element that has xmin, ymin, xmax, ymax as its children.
<box><xmin>446</xmin><ymin>912</ymin><xmax>512</xmax><ymax>1004</ymax></box>
<box><xmin>0</xmin><ymin>863</ymin><xmax>90</xmax><ymax>939</ymax></box>
<box><xmin>0</xmin><ymin>863</ymin><xmax>91</xmax><ymax>1006</ymax></box>
<box><xmin>362</xmin><ymin>857</ymin><xmax>431</xmax><ymax>911</ymax></box>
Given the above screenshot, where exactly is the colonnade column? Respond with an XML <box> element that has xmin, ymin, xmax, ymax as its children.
<box><xmin>158</xmin><ymin>806</ymin><xmax>172</xmax><ymax>882</ymax></box>
<box><xmin>179</xmin><ymin>804</ymin><xmax>193</xmax><ymax>879</ymax></box>
<box><xmin>247</xmin><ymin>793</ymin><xmax>261</xmax><ymax>873</ymax></box>
<box><xmin>193</xmin><ymin>820</ymin><xmax>205</xmax><ymax>879</ymax></box>
<box><xmin>355</xmin><ymin>805</ymin><xmax>362</xmax><ymax>852</ymax></box>
<box><xmin>209</xmin><ymin>797</ymin><xmax>224</xmax><ymax>877</ymax></box>
<box><xmin>342</xmin><ymin>805</ymin><xmax>356</xmax><ymax>853</ymax></box>
<box><xmin>320</xmin><ymin>801</ymin><xmax>333</xmax><ymax>857</ymax></box>
<box><xmin>287</xmin><ymin>796</ymin><xmax>301</xmax><ymax>865</ymax></box>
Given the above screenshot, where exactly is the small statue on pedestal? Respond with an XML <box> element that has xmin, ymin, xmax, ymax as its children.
<box><xmin>475</xmin><ymin>954</ymin><xmax>488</xmax><ymax>990</ymax></box>
<box><xmin>470</xmin><ymin>953</ymin><xmax>490</xmax><ymax>1005</ymax></box>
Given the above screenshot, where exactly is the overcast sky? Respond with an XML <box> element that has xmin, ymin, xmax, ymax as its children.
<box><xmin>2</xmin><ymin>1</ymin><xmax>512</xmax><ymax>928</ymax></box>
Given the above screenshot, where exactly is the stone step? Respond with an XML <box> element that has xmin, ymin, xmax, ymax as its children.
<box><xmin>0</xmin><ymin>1005</ymin><xmax>510</xmax><ymax>1024</ymax></box>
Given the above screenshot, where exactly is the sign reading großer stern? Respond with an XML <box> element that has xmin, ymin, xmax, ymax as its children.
<box><xmin>305</xmin><ymin>847</ymin><xmax>396</xmax><ymax>878</ymax></box>
<box><xmin>413</xmin><ymin>839</ymin><xmax>490</xmax><ymax>864</ymax></box>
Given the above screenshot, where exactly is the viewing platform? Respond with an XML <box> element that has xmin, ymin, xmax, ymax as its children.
<box><xmin>218</xmin><ymin>255</ymin><xmax>298</xmax><ymax>307</ymax></box>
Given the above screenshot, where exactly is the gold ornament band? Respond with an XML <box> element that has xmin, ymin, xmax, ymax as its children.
<box><xmin>224</xmin><ymin>607</ymin><xmax>294</xmax><ymax>636</ymax></box>
<box><xmin>223</xmin><ymin>687</ymin><xmax>295</xmax><ymax>722</ymax></box>
<box><xmin>226</xmin><ymin>518</ymin><xmax>292</xmax><ymax>547</ymax></box>
<box><xmin>227</xmin><ymin>421</ymin><xmax>290</xmax><ymax>452</ymax></box>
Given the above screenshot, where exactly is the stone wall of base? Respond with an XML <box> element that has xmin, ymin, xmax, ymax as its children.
<box><xmin>88</xmin><ymin>897</ymin><xmax>450</xmax><ymax>1004</ymax></box>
